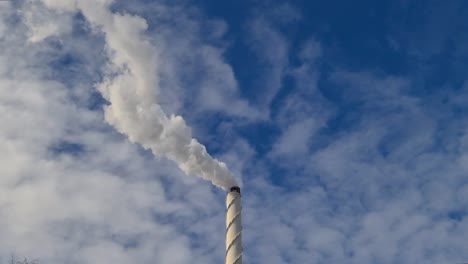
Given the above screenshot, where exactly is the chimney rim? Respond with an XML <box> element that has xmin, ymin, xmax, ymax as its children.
<box><xmin>230</xmin><ymin>186</ymin><xmax>241</xmax><ymax>194</ymax></box>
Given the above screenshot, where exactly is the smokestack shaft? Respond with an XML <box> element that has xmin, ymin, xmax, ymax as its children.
<box><xmin>225</xmin><ymin>187</ymin><xmax>242</xmax><ymax>264</ymax></box>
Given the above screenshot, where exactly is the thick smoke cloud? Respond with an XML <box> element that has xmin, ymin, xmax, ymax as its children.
<box><xmin>41</xmin><ymin>0</ymin><xmax>238</xmax><ymax>190</ymax></box>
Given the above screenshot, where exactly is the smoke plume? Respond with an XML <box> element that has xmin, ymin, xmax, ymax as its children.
<box><xmin>41</xmin><ymin>0</ymin><xmax>238</xmax><ymax>190</ymax></box>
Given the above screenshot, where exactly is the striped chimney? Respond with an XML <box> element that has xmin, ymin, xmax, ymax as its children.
<box><xmin>225</xmin><ymin>186</ymin><xmax>242</xmax><ymax>264</ymax></box>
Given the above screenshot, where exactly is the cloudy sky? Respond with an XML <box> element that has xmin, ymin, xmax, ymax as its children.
<box><xmin>2</xmin><ymin>0</ymin><xmax>468</xmax><ymax>263</ymax></box>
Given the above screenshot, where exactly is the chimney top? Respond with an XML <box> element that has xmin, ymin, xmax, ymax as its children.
<box><xmin>230</xmin><ymin>186</ymin><xmax>241</xmax><ymax>194</ymax></box>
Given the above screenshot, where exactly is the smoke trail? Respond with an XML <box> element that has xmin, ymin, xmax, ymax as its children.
<box><xmin>41</xmin><ymin>0</ymin><xmax>238</xmax><ymax>190</ymax></box>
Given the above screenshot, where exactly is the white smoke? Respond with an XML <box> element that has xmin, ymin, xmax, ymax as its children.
<box><xmin>40</xmin><ymin>0</ymin><xmax>238</xmax><ymax>190</ymax></box>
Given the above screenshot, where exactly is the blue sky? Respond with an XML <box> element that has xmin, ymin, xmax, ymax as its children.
<box><xmin>1</xmin><ymin>0</ymin><xmax>468</xmax><ymax>263</ymax></box>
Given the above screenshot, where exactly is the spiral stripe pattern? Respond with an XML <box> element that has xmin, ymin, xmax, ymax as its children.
<box><xmin>225</xmin><ymin>190</ymin><xmax>242</xmax><ymax>264</ymax></box>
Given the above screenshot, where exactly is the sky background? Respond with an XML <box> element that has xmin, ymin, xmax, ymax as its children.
<box><xmin>1</xmin><ymin>0</ymin><xmax>468</xmax><ymax>263</ymax></box>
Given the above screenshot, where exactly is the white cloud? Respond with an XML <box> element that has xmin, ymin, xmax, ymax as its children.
<box><xmin>271</xmin><ymin>118</ymin><xmax>319</xmax><ymax>156</ymax></box>
<box><xmin>22</xmin><ymin>1</ymin><xmax>72</xmax><ymax>43</ymax></box>
<box><xmin>267</xmin><ymin>38</ymin><xmax>329</xmax><ymax>170</ymax></box>
<box><xmin>247</xmin><ymin>16</ymin><xmax>289</xmax><ymax>109</ymax></box>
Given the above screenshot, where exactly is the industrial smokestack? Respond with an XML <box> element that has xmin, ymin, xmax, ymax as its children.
<box><xmin>225</xmin><ymin>186</ymin><xmax>242</xmax><ymax>264</ymax></box>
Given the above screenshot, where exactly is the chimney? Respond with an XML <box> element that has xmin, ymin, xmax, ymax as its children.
<box><xmin>225</xmin><ymin>186</ymin><xmax>242</xmax><ymax>264</ymax></box>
